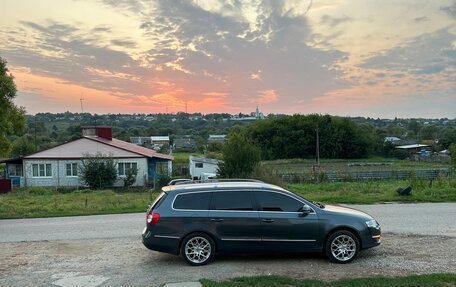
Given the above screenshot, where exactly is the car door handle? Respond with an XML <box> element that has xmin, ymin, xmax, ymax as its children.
<box><xmin>211</xmin><ymin>218</ymin><xmax>224</xmax><ymax>222</ymax></box>
<box><xmin>262</xmin><ymin>219</ymin><xmax>275</xmax><ymax>223</ymax></box>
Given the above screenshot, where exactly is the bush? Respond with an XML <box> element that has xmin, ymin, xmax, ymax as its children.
<box><xmin>251</xmin><ymin>164</ymin><xmax>285</xmax><ymax>187</ymax></box>
<box><xmin>218</xmin><ymin>132</ymin><xmax>261</xmax><ymax>178</ymax></box>
<box><xmin>28</xmin><ymin>186</ymin><xmax>54</xmax><ymax>195</ymax></box>
<box><xmin>123</xmin><ymin>167</ymin><xmax>138</xmax><ymax>188</ymax></box>
<box><xmin>158</xmin><ymin>175</ymin><xmax>172</xmax><ymax>188</ymax></box>
<box><xmin>390</xmin><ymin>149</ymin><xmax>409</xmax><ymax>160</ymax></box>
<box><xmin>79</xmin><ymin>152</ymin><xmax>118</xmax><ymax>190</ymax></box>
<box><xmin>56</xmin><ymin>187</ymin><xmax>77</xmax><ymax>194</ymax></box>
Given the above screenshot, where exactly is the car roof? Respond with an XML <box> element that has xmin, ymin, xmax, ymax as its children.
<box><xmin>162</xmin><ymin>181</ymin><xmax>290</xmax><ymax>195</ymax></box>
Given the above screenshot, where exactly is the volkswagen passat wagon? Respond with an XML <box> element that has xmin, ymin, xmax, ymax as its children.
<box><xmin>142</xmin><ymin>181</ymin><xmax>381</xmax><ymax>266</ymax></box>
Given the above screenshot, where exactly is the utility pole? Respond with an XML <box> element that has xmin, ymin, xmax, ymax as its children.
<box><xmin>34</xmin><ymin>116</ymin><xmax>37</xmax><ymax>152</ymax></box>
<box><xmin>316</xmin><ymin>125</ymin><xmax>320</xmax><ymax>166</ymax></box>
<box><xmin>80</xmin><ymin>95</ymin><xmax>84</xmax><ymax>113</ymax></box>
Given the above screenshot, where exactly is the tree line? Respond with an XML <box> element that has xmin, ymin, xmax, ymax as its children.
<box><xmin>228</xmin><ymin>114</ymin><xmax>455</xmax><ymax>160</ymax></box>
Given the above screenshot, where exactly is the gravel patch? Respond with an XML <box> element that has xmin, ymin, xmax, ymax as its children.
<box><xmin>0</xmin><ymin>234</ymin><xmax>454</xmax><ymax>286</ymax></box>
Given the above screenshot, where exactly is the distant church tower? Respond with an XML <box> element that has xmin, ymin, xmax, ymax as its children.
<box><xmin>255</xmin><ymin>106</ymin><xmax>260</xmax><ymax>119</ymax></box>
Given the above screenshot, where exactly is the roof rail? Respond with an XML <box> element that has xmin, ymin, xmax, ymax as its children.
<box><xmin>190</xmin><ymin>179</ymin><xmax>264</xmax><ymax>184</ymax></box>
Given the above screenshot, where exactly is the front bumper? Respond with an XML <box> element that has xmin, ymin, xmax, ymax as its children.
<box><xmin>362</xmin><ymin>226</ymin><xmax>381</xmax><ymax>249</ymax></box>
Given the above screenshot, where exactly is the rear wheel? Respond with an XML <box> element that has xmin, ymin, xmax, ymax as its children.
<box><xmin>181</xmin><ymin>233</ymin><xmax>215</xmax><ymax>266</ymax></box>
<box><xmin>325</xmin><ymin>230</ymin><xmax>359</xmax><ymax>263</ymax></box>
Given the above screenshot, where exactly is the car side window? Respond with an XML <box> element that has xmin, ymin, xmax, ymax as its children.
<box><xmin>211</xmin><ymin>191</ymin><xmax>253</xmax><ymax>211</ymax></box>
<box><xmin>173</xmin><ymin>192</ymin><xmax>211</xmax><ymax>210</ymax></box>
<box><xmin>255</xmin><ymin>191</ymin><xmax>303</xmax><ymax>212</ymax></box>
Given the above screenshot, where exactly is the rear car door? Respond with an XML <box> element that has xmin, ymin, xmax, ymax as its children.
<box><xmin>254</xmin><ymin>191</ymin><xmax>320</xmax><ymax>251</ymax></box>
<box><xmin>208</xmin><ymin>190</ymin><xmax>261</xmax><ymax>252</ymax></box>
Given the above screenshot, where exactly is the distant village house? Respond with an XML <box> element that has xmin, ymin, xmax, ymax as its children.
<box><xmin>2</xmin><ymin>126</ymin><xmax>173</xmax><ymax>188</ymax></box>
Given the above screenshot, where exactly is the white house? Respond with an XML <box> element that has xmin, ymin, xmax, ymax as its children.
<box><xmin>130</xmin><ymin>136</ymin><xmax>152</xmax><ymax>145</ymax></box>
<box><xmin>151</xmin><ymin>136</ymin><xmax>170</xmax><ymax>145</ymax></box>
<box><xmin>189</xmin><ymin>156</ymin><xmax>222</xmax><ymax>180</ymax></box>
<box><xmin>2</xmin><ymin>126</ymin><xmax>173</xmax><ymax>188</ymax></box>
<box><xmin>208</xmin><ymin>135</ymin><xmax>226</xmax><ymax>143</ymax></box>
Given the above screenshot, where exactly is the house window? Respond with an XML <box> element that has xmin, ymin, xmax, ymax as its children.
<box><xmin>66</xmin><ymin>163</ymin><xmax>78</xmax><ymax>177</ymax></box>
<box><xmin>156</xmin><ymin>161</ymin><xmax>170</xmax><ymax>176</ymax></box>
<box><xmin>118</xmin><ymin>162</ymin><xmax>138</xmax><ymax>176</ymax></box>
<box><xmin>32</xmin><ymin>163</ymin><xmax>52</xmax><ymax>177</ymax></box>
<box><xmin>195</xmin><ymin>162</ymin><xmax>203</xmax><ymax>168</ymax></box>
<box><xmin>9</xmin><ymin>164</ymin><xmax>23</xmax><ymax>177</ymax></box>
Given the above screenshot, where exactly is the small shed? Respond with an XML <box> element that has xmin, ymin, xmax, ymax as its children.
<box><xmin>395</xmin><ymin>144</ymin><xmax>429</xmax><ymax>153</ymax></box>
<box><xmin>189</xmin><ymin>156</ymin><xmax>222</xmax><ymax>180</ymax></box>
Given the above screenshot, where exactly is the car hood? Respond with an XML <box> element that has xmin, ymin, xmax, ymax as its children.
<box><xmin>322</xmin><ymin>204</ymin><xmax>373</xmax><ymax>220</ymax></box>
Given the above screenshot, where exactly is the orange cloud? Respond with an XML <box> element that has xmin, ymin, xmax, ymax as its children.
<box><xmin>251</xmin><ymin>89</ymin><xmax>278</xmax><ymax>104</ymax></box>
<box><xmin>10</xmin><ymin>67</ymin><xmax>127</xmax><ymax>113</ymax></box>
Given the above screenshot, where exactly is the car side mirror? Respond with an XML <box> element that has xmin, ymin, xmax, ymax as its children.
<box><xmin>300</xmin><ymin>204</ymin><xmax>312</xmax><ymax>216</ymax></box>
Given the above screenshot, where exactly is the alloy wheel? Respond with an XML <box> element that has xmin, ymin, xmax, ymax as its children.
<box><xmin>330</xmin><ymin>234</ymin><xmax>357</xmax><ymax>262</ymax></box>
<box><xmin>184</xmin><ymin>236</ymin><xmax>212</xmax><ymax>264</ymax></box>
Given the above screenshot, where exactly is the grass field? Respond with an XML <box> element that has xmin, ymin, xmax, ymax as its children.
<box><xmin>0</xmin><ymin>188</ymin><xmax>155</xmax><ymax>219</ymax></box>
<box><xmin>262</xmin><ymin>157</ymin><xmax>450</xmax><ymax>173</ymax></box>
<box><xmin>288</xmin><ymin>178</ymin><xmax>456</xmax><ymax>204</ymax></box>
<box><xmin>201</xmin><ymin>273</ymin><xmax>456</xmax><ymax>287</ymax></box>
<box><xmin>171</xmin><ymin>152</ymin><xmax>204</xmax><ymax>164</ymax></box>
<box><xmin>1</xmin><ymin>177</ymin><xmax>455</xmax><ymax>219</ymax></box>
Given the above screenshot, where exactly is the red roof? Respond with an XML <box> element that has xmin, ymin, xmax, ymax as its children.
<box><xmin>86</xmin><ymin>136</ymin><xmax>173</xmax><ymax>160</ymax></box>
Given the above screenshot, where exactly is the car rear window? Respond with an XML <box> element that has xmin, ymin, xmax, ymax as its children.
<box><xmin>148</xmin><ymin>192</ymin><xmax>167</xmax><ymax>211</ymax></box>
<box><xmin>173</xmin><ymin>192</ymin><xmax>211</xmax><ymax>210</ymax></box>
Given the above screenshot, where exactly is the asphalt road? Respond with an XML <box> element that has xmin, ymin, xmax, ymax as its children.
<box><xmin>1</xmin><ymin>202</ymin><xmax>455</xmax><ymax>242</ymax></box>
<box><xmin>0</xmin><ymin>203</ymin><xmax>455</xmax><ymax>287</ymax></box>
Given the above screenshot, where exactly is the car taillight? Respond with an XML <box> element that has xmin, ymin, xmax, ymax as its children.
<box><xmin>146</xmin><ymin>212</ymin><xmax>160</xmax><ymax>224</ymax></box>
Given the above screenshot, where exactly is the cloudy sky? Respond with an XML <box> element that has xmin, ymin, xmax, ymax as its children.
<box><xmin>1</xmin><ymin>0</ymin><xmax>455</xmax><ymax>117</ymax></box>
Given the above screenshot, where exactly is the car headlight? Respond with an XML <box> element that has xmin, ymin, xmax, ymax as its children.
<box><xmin>366</xmin><ymin>219</ymin><xmax>380</xmax><ymax>229</ymax></box>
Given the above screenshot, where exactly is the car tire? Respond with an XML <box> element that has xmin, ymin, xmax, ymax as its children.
<box><xmin>325</xmin><ymin>230</ymin><xmax>359</xmax><ymax>263</ymax></box>
<box><xmin>181</xmin><ymin>233</ymin><xmax>215</xmax><ymax>266</ymax></box>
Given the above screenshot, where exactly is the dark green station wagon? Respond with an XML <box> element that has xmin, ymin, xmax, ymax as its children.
<box><xmin>142</xmin><ymin>180</ymin><xmax>381</xmax><ymax>265</ymax></box>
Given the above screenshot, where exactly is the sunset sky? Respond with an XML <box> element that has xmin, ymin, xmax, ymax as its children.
<box><xmin>1</xmin><ymin>0</ymin><xmax>455</xmax><ymax>118</ymax></box>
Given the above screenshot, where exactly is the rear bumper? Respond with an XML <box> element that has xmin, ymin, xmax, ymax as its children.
<box><xmin>142</xmin><ymin>226</ymin><xmax>180</xmax><ymax>255</ymax></box>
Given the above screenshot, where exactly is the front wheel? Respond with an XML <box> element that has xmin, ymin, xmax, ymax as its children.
<box><xmin>325</xmin><ymin>230</ymin><xmax>359</xmax><ymax>263</ymax></box>
<box><xmin>181</xmin><ymin>233</ymin><xmax>215</xmax><ymax>266</ymax></box>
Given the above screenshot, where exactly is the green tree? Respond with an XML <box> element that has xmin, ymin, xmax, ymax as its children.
<box><xmin>439</xmin><ymin>128</ymin><xmax>456</xmax><ymax>149</ymax></box>
<box><xmin>207</xmin><ymin>141</ymin><xmax>223</xmax><ymax>152</ymax></box>
<box><xmin>244</xmin><ymin>114</ymin><xmax>372</xmax><ymax>160</ymax></box>
<box><xmin>79</xmin><ymin>153</ymin><xmax>118</xmax><ymax>189</ymax></box>
<box><xmin>217</xmin><ymin>132</ymin><xmax>261</xmax><ymax>178</ymax></box>
<box><xmin>407</xmin><ymin>120</ymin><xmax>421</xmax><ymax>140</ymax></box>
<box><xmin>0</xmin><ymin>57</ymin><xmax>26</xmax><ymax>156</ymax></box>
<box><xmin>450</xmin><ymin>144</ymin><xmax>456</xmax><ymax>170</ymax></box>
<box><xmin>10</xmin><ymin>136</ymin><xmax>34</xmax><ymax>158</ymax></box>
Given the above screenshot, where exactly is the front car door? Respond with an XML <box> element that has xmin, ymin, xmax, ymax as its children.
<box><xmin>254</xmin><ymin>190</ymin><xmax>320</xmax><ymax>251</ymax></box>
<box><xmin>208</xmin><ymin>190</ymin><xmax>261</xmax><ymax>252</ymax></box>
